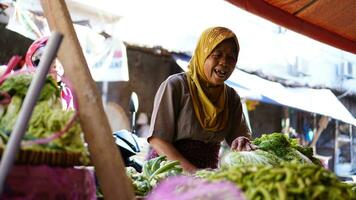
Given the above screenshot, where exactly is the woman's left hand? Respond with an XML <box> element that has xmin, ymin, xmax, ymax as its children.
<box><xmin>231</xmin><ymin>136</ymin><xmax>257</xmax><ymax>151</ymax></box>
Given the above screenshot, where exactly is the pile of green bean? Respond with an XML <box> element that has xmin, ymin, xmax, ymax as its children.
<box><xmin>195</xmin><ymin>162</ymin><xmax>356</xmax><ymax>200</ymax></box>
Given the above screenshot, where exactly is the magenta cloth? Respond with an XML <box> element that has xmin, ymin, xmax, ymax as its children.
<box><xmin>147</xmin><ymin>139</ymin><xmax>220</xmax><ymax>169</ymax></box>
<box><xmin>146</xmin><ymin>175</ymin><xmax>246</xmax><ymax>200</ymax></box>
<box><xmin>1</xmin><ymin>165</ymin><xmax>96</xmax><ymax>200</ymax></box>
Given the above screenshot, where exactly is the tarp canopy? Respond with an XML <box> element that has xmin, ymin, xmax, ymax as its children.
<box><xmin>229</xmin><ymin>69</ymin><xmax>356</xmax><ymax>126</ymax></box>
<box><xmin>227</xmin><ymin>0</ymin><xmax>356</xmax><ymax>54</ymax></box>
<box><xmin>174</xmin><ymin>55</ymin><xmax>356</xmax><ymax>126</ymax></box>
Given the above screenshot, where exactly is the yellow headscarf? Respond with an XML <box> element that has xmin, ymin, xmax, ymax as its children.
<box><xmin>186</xmin><ymin>26</ymin><xmax>239</xmax><ymax>132</ymax></box>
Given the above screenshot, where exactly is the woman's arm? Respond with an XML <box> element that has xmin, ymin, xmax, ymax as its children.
<box><xmin>149</xmin><ymin>136</ymin><xmax>198</xmax><ymax>173</ymax></box>
<box><xmin>226</xmin><ymin>88</ymin><xmax>256</xmax><ymax>151</ymax></box>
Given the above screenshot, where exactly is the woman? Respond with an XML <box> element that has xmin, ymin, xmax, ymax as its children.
<box><xmin>148</xmin><ymin>26</ymin><xmax>255</xmax><ymax>172</ymax></box>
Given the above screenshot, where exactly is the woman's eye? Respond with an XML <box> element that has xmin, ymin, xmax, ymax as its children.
<box><xmin>211</xmin><ymin>53</ymin><xmax>222</xmax><ymax>59</ymax></box>
<box><xmin>228</xmin><ymin>56</ymin><xmax>237</xmax><ymax>62</ymax></box>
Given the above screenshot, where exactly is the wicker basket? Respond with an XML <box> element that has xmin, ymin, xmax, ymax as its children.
<box><xmin>0</xmin><ymin>148</ymin><xmax>85</xmax><ymax>167</ymax></box>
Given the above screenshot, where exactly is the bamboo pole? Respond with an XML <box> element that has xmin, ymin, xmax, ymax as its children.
<box><xmin>40</xmin><ymin>1</ymin><xmax>135</xmax><ymax>199</ymax></box>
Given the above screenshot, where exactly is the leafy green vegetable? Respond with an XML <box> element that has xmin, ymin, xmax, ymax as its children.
<box><xmin>289</xmin><ymin>137</ymin><xmax>313</xmax><ymax>157</ymax></box>
<box><xmin>283</xmin><ymin>147</ymin><xmax>313</xmax><ymax>164</ymax></box>
<box><xmin>25</xmin><ymin>100</ymin><xmax>84</xmax><ymax>152</ymax></box>
<box><xmin>0</xmin><ymin>74</ymin><xmax>60</xmax><ymax>101</ymax></box>
<box><xmin>0</xmin><ymin>74</ymin><xmax>32</xmax><ymax>97</ymax></box>
<box><xmin>0</xmin><ymin>74</ymin><xmax>86</xmax><ymax>155</ymax></box>
<box><xmin>252</xmin><ymin>133</ymin><xmax>322</xmax><ymax>166</ymax></box>
<box><xmin>290</xmin><ymin>139</ymin><xmax>323</xmax><ymax>165</ymax></box>
<box><xmin>220</xmin><ymin>149</ymin><xmax>281</xmax><ymax>168</ymax></box>
<box><xmin>0</xmin><ymin>95</ymin><xmax>23</xmax><ymax>131</ymax></box>
<box><xmin>126</xmin><ymin>156</ymin><xmax>183</xmax><ymax>196</ymax></box>
<box><xmin>253</xmin><ymin>132</ymin><xmax>290</xmax><ymax>157</ymax></box>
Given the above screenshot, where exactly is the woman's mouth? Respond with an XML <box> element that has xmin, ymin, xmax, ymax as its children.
<box><xmin>214</xmin><ymin>68</ymin><xmax>227</xmax><ymax>78</ymax></box>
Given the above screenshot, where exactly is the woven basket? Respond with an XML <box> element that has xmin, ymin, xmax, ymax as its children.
<box><xmin>0</xmin><ymin>148</ymin><xmax>85</xmax><ymax>167</ymax></box>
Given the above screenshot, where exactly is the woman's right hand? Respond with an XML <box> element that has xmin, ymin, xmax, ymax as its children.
<box><xmin>180</xmin><ymin>162</ymin><xmax>198</xmax><ymax>173</ymax></box>
<box><xmin>231</xmin><ymin>136</ymin><xmax>257</xmax><ymax>151</ymax></box>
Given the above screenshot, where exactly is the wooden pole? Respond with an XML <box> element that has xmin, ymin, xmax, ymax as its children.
<box><xmin>40</xmin><ymin>1</ymin><xmax>135</xmax><ymax>199</ymax></box>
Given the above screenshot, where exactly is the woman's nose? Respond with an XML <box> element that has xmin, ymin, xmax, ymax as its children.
<box><xmin>219</xmin><ymin>57</ymin><xmax>227</xmax><ymax>67</ymax></box>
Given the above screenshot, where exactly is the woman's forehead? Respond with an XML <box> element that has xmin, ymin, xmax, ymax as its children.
<box><xmin>214</xmin><ymin>38</ymin><xmax>239</xmax><ymax>52</ymax></box>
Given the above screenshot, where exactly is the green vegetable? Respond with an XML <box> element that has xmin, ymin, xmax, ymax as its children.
<box><xmin>26</xmin><ymin>100</ymin><xmax>84</xmax><ymax>152</ymax></box>
<box><xmin>126</xmin><ymin>156</ymin><xmax>183</xmax><ymax>196</ymax></box>
<box><xmin>0</xmin><ymin>95</ymin><xmax>22</xmax><ymax>131</ymax></box>
<box><xmin>284</xmin><ymin>147</ymin><xmax>313</xmax><ymax>164</ymax></box>
<box><xmin>253</xmin><ymin>133</ymin><xmax>322</xmax><ymax>166</ymax></box>
<box><xmin>220</xmin><ymin>149</ymin><xmax>281</xmax><ymax>168</ymax></box>
<box><xmin>150</xmin><ymin>155</ymin><xmax>165</xmax><ymax>172</ymax></box>
<box><xmin>142</xmin><ymin>155</ymin><xmax>166</xmax><ymax>178</ymax></box>
<box><xmin>253</xmin><ymin>133</ymin><xmax>291</xmax><ymax>157</ymax></box>
<box><xmin>0</xmin><ymin>74</ymin><xmax>60</xmax><ymax>101</ymax></box>
<box><xmin>149</xmin><ymin>160</ymin><xmax>181</xmax><ymax>181</ymax></box>
<box><xmin>0</xmin><ymin>74</ymin><xmax>88</xmax><ymax>164</ymax></box>
<box><xmin>196</xmin><ymin>162</ymin><xmax>356</xmax><ymax>200</ymax></box>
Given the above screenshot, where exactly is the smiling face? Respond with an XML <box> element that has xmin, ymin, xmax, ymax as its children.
<box><xmin>203</xmin><ymin>38</ymin><xmax>239</xmax><ymax>86</ymax></box>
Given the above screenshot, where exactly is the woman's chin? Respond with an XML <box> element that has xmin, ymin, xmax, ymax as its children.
<box><xmin>210</xmin><ymin>80</ymin><xmax>225</xmax><ymax>86</ymax></box>
<box><xmin>213</xmin><ymin>76</ymin><xmax>227</xmax><ymax>85</ymax></box>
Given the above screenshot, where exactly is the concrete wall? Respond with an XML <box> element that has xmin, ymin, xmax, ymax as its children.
<box><xmin>0</xmin><ymin>23</ymin><xmax>33</xmax><ymax>64</ymax></box>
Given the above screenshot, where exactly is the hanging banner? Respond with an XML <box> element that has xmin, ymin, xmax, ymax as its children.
<box><xmin>75</xmin><ymin>24</ymin><xmax>129</xmax><ymax>82</ymax></box>
<box><xmin>88</xmin><ymin>37</ymin><xmax>129</xmax><ymax>82</ymax></box>
<box><xmin>5</xmin><ymin>0</ymin><xmax>48</xmax><ymax>40</ymax></box>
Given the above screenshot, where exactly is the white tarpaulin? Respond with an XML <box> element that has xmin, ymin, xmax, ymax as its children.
<box><xmin>229</xmin><ymin>69</ymin><xmax>356</xmax><ymax>126</ymax></box>
<box><xmin>175</xmin><ymin>56</ymin><xmax>356</xmax><ymax>126</ymax></box>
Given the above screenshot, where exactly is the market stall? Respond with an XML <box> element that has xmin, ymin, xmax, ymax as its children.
<box><xmin>0</xmin><ymin>0</ymin><xmax>355</xmax><ymax>200</ymax></box>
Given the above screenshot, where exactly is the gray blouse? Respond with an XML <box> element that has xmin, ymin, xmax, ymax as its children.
<box><xmin>148</xmin><ymin>72</ymin><xmax>251</xmax><ymax>146</ymax></box>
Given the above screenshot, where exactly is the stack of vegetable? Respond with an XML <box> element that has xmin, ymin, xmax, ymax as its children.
<box><xmin>196</xmin><ymin>162</ymin><xmax>356</xmax><ymax>200</ymax></box>
<box><xmin>132</xmin><ymin>133</ymin><xmax>354</xmax><ymax>199</ymax></box>
<box><xmin>196</xmin><ymin>133</ymin><xmax>355</xmax><ymax>199</ymax></box>
<box><xmin>0</xmin><ymin>73</ymin><xmax>88</xmax><ymax>165</ymax></box>
<box><xmin>220</xmin><ymin>133</ymin><xmax>322</xmax><ymax>168</ymax></box>
<box><xmin>126</xmin><ymin>156</ymin><xmax>183</xmax><ymax>196</ymax></box>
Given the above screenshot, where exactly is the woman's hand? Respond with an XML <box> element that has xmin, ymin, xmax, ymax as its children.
<box><xmin>180</xmin><ymin>162</ymin><xmax>198</xmax><ymax>174</ymax></box>
<box><xmin>231</xmin><ymin>136</ymin><xmax>257</xmax><ymax>151</ymax></box>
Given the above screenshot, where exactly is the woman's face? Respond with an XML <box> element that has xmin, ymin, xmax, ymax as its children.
<box><xmin>203</xmin><ymin>38</ymin><xmax>238</xmax><ymax>86</ymax></box>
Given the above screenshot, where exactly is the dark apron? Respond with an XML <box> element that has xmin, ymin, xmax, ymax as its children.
<box><xmin>147</xmin><ymin>139</ymin><xmax>220</xmax><ymax>169</ymax></box>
